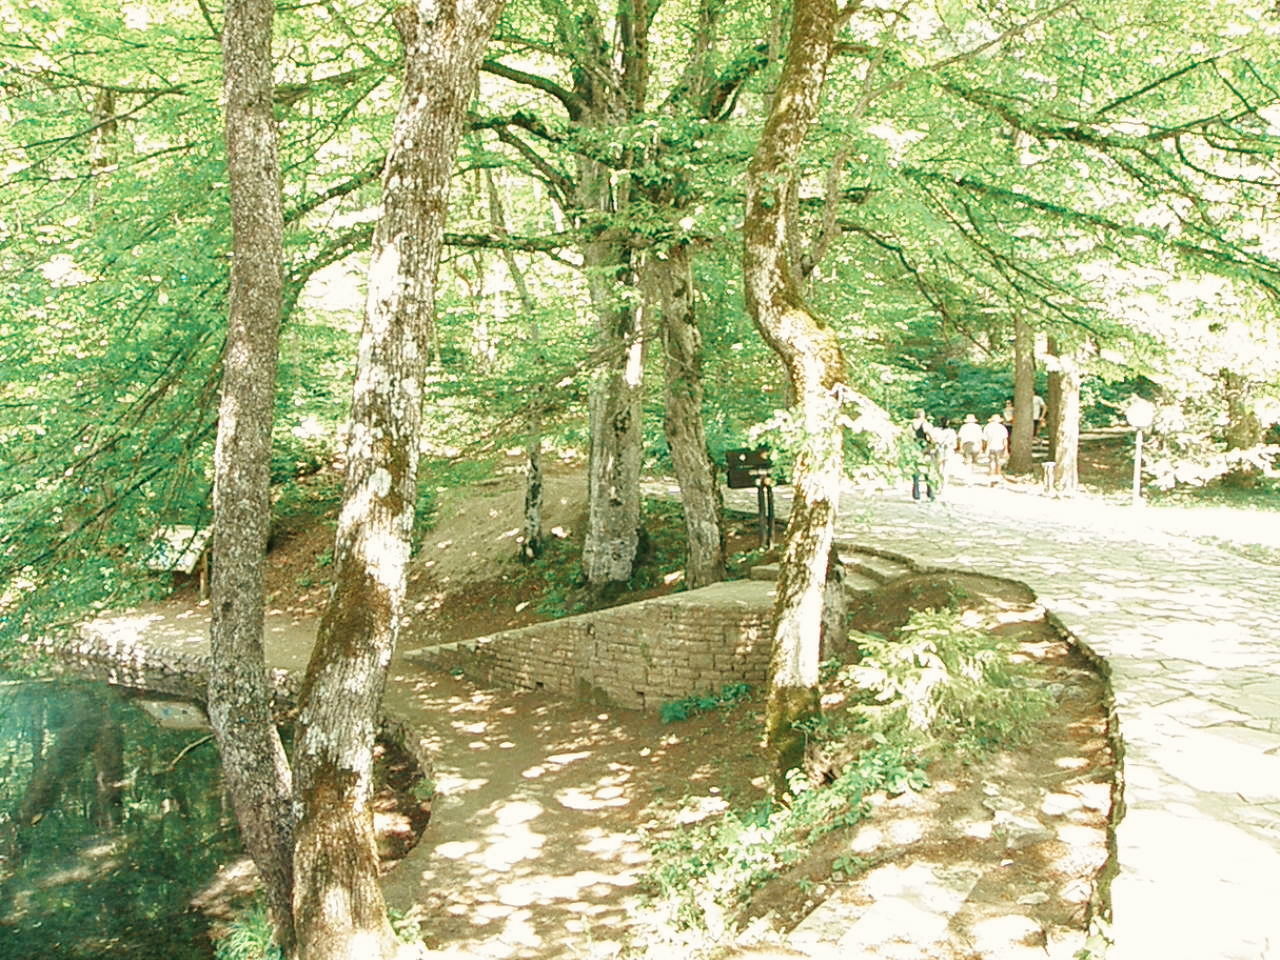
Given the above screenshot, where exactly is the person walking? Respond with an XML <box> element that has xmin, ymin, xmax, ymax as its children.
<box><xmin>928</xmin><ymin>418</ymin><xmax>957</xmax><ymax>500</ymax></box>
<box><xmin>957</xmin><ymin>413</ymin><xmax>984</xmax><ymax>468</ymax></box>
<box><xmin>909</xmin><ymin>409</ymin><xmax>934</xmax><ymax>501</ymax></box>
<box><xmin>1031</xmin><ymin>393</ymin><xmax>1047</xmax><ymax>436</ymax></box>
<box><xmin>983</xmin><ymin>413</ymin><xmax>1009</xmax><ymax>482</ymax></box>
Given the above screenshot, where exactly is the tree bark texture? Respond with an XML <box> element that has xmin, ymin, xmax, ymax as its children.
<box><xmin>570</xmin><ymin>5</ymin><xmax>650</xmax><ymax>591</ymax></box>
<box><xmin>742</xmin><ymin>0</ymin><xmax>846</xmax><ymax>795</ymax></box>
<box><xmin>1008</xmin><ymin>315</ymin><xmax>1035</xmax><ymax>475</ymax></box>
<box><xmin>207</xmin><ymin>0</ymin><xmax>296</xmax><ymax>949</ymax></box>
<box><xmin>1046</xmin><ymin>341</ymin><xmax>1063</xmax><ymax>462</ymax></box>
<box><xmin>1048</xmin><ymin>341</ymin><xmax>1080</xmax><ymax>494</ymax></box>
<box><xmin>645</xmin><ymin>244</ymin><xmax>726</xmax><ymax>589</ymax></box>
<box><xmin>579</xmin><ymin>159</ymin><xmax>644</xmax><ymax>589</ymax></box>
<box><xmin>291</xmin><ymin>4</ymin><xmax>504</xmax><ymax>959</ymax></box>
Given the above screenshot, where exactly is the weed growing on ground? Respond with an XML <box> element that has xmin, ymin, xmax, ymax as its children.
<box><xmin>214</xmin><ymin>902</ymin><xmax>283</xmax><ymax>960</ymax></box>
<box><xmin>659</xmin><ymin>682</ymin><xmax>753</xmax><ymax>723</ymax></box>
<box><xmin>640</xmin><ymin>742</ymin><xmax>927</xmax><ymax>937</ymax></box>
<box><xmin>637</xmin><ymin>607</ymin><xmax>1047</xmax><ymax>951</ymax></box>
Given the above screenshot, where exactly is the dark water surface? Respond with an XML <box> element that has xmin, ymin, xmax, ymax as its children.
<box><xmin>0</xmin><ymin>670</ymin><xmax>239</xmax><ymax>960</ymax></box>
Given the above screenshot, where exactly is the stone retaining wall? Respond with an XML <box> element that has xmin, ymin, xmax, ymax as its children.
<box><xmin>413</xmin><ymin>579</ymin><xmax>776</xmax><ymax>712</ymax></box>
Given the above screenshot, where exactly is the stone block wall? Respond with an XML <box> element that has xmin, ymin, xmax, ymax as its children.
<box><xmin>415</xmin><ymin>579</ymin><xmax>776</xmax><ymax>712</ymax></box>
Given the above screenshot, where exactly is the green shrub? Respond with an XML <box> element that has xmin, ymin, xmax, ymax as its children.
<box><xmin>642</xmin><ymin>742</ymin><xmax>927</xmax><ymax>934</ymax></box>
<box><xmin>842</xmin><ymin>608</ymin><xmax>1049</xmax><ymax>750</ymax></box>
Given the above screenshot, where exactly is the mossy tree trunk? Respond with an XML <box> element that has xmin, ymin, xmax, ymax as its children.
<box><xmin>645</xmin><ymin>243</ymin><xmax>726</xmax><ymax>589</ymax></box>
<box><xmin>290</xmin><ymin>4</ymin><xmax>505</xmax><ymax>959</ymax></box>
<box><xmin>742</xmin><ymin>0</ymin><xmax>847</xmax><ymax>796</ymax></box>
<box><xmin>206</xmin><ymin>0</ymin><xmax>296</xmax><ymax>949</ymax></box>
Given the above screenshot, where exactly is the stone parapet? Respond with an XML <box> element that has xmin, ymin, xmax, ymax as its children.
<box><xmin>408</xmin><ymin>579</ymin><xmax>777</xmax><ymax>712</ymax></box>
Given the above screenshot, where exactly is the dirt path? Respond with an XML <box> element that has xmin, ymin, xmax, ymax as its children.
<box><xmin>83</xmin><ymin>602</ymin><xmax>765</xmax><ymax>959</ymax></box>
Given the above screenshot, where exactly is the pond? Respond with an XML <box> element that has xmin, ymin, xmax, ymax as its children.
<box><xmin>0</xmin><ymin>669</ymin><xmax>241</xmax><ymax>960</ymax></box>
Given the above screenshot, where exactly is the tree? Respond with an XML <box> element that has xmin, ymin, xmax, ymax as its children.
<box><xmin>290</xmin><ymin>2</ymin><xmax>506</xmax><ymax>957</ymax></box>
<box><xmin>645</xmin><ymin>241</ymin><xmax>726</xmax><ymax>588</ymax></box>
<box><xmin>742</xmin><ymin>0</ymin><xmax>848</xmax><ymax>792</ymax></box>
<box><xmin>473</xmin><ymin>0</ymin><xmax>776</xmax><ymax>592</ymax></box>
<box><xmin>206</xmin><ymin>0</ymin><xmax>296</xmax><ymax>950</ymax></box>
<box><xmin>1046</xmin><ymin>335</ymin><xmax>1081</xmax><ymax>493</ymax></box>
<box><xmin>1008</xmin><ymin>315</ymin><xmax>1036</xmax><ymax>474</ymax></box>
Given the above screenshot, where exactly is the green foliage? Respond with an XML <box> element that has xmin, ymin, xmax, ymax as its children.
<box><xmin>642</xmin><ymin>742</ymin><xmax>927</xmax><ymax>933</ymax></box>
<box><xmin>659</xmin><ymin>682</ymin><xmax>753</xmax><ymax>724</ymax></box>
<box><xmin>842</xmin><ymin>609</ymin><xmax>1050</xmax><ymax>751</ymax></box>
<box><xmin>214</xmin><ymin>903</ymin><xmax>285</xmax><ymax>960</ymax></box>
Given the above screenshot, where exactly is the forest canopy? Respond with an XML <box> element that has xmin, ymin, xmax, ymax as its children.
<box><xmin>0</xmin><ymin>0</ymin><xmax>1277</xmax><ymax>638</ymax></box>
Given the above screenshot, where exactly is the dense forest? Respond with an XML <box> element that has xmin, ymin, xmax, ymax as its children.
<box><xmin>2</xmin><ymin>0</ymin><xmax>1278</xmax><ymax>956</ymax></box>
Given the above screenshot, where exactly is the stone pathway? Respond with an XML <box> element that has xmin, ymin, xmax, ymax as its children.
<box><xmin>723</xmin><ymin>478</ymin><xmax>1280</xmax><ymax>960</ymax></box>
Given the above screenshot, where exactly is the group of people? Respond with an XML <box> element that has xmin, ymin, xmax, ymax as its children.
<box><xmin>908</xmin><ymin>396</ymin><xmax>1046</xmax><ymax>501</ymax></box>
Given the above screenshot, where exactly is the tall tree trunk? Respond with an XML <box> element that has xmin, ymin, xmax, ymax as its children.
<box><xmin>1008</xmin><ymin>315</ymin><xmax>1035</xmax><ymax>474</ymax></box>
<box><xmin>1221</xmin><ymin>368</ymin><xmax>1262</xmax><ymax>450</ymax></box>
<box><xmin>580</xmin><ymin>160</ymin><xmax>644</xmax><ymax>590</ymax></box>
<box><xmin>743</xmin><ymin>0</ymin><xmax>846</xmax><ymax>795</ymax></box>
<box><xmin>1221</xmin><ymin>368</ymin><xmax>1262</xmax><ymax>485</ymax></box>
<box><xmin>1048</xmin><ymin>342</ymin><xmax>1080</xmax><ymax>494</ymax></box>
<box><xmin>645</xmin><ymin>244</ymin><xmax>726</xmax><ymax>588</ymax></box>
<box><xmin>485</xmin><ymin>170</ymin><xmax>544</xmax><ymax>562</ymax></box>
<box><xmin>1045</xmin><ymin>342</ymin><xmax>1063</xmax><ymax>462</ymax></box>
<box><xmin>573</xmin><ymin>4</ymin><xmax>650</xmax><ymax>594</ymax></box>
<box><xmin>291</xmin><ymin>5</ymin><xmax>504</xmax><ymax>959</ymax></box>
<box><xmin>207</xmin><ymin>0</ymin><xmax>296</xmax><ymax>950</ymax></box>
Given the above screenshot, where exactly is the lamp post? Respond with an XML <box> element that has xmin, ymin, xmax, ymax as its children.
<box><xmin>1125</xmin><ymin>397</ymin><xmax>1155</xmax><ymax>507</ymax></box>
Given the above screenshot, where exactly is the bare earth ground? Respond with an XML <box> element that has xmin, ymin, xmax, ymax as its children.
<box><xmin>143</xmin><ymin>455</ymin><xmax>1119</xmax><ymax>959</ymax></box>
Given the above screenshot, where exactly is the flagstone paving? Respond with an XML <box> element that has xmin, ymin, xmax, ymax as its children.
<box><xmin>724</xmin><ymin>479</ymin><xmax>1280</xmax><ymax>960</ymax></box>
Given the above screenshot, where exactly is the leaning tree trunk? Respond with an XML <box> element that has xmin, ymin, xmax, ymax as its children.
<box><xmin>1048</xmin><ymin>341</ymin><xmax>1080</xmax><ymax>494</ymax></box>
<box><xmin>206</xmin><ymin>0</ymin><xmax>296</xmax><ymax>950</ymax></box>
<box><xmin>646</xmin><ymin>244</ymin><xmax>726</xmax><ymax>588</ymax></box>
<box><xmin>1008</xmin><ymin>315</ymin><xmax>1035</xmax><ymax>475</ymax></box>
<box><xmin>291</xmin><ymin>5</ymin><xmax>505</xmax><ymax>959</ymax></box>
<box><xmin>579</xmin><ymin>158</ymin><xmax>644</xmax><ymax>591</ymax></box>
<box><xmin>742</xmin><ymin>0</ymin><xmax>846</xmax><ymax>796</ymax></box>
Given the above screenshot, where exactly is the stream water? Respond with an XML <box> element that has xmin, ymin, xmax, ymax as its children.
<box><xmin>0</xmin><ymin>669</ymin><xmax>240</xmax><ymax>960</ymax></box>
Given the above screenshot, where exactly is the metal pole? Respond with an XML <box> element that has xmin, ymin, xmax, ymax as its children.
<box><xmin>757</xmin><ymin>483</ymin><xmax>767</xmax><ymax>547</ymax></box>
<box><xmin>1132</xmin><ymin>428</ymin><xmax>1144</xmax><ymax>507</ymax></box>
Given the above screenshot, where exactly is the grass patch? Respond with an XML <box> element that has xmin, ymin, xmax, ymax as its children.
<box><xmin>213</xmin><ymin>902</ymin><xmax>283</xmax><ymax>960</ymax></box>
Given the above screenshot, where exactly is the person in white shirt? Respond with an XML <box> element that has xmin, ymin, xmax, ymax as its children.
<box><xmin>1031</xmin><ymin>393</ymin><xmax>1047</xmax><ymax>436</ymax></box>
<box><xmin>928</xmin><ymin>419</ymin><xmax>958</xmax><ymax>498</ymax></box>
<box><xmin>957</xmin><ymin>414</ymin><xmax>984</xmax><ymax>467</ymax></box>
<box><xmin>982</xmin><ymin>414</ymin><xmax>1009</xmax><ymax>479</ymax></box>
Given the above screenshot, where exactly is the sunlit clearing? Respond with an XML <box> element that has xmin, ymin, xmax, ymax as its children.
<box><xmin>674</xmin><ymin>794</ymin><xmax>729</xmax><ymax>824</ymax></box>
<box><xmin>556</xmin><ymin>783</ymin><xmax>629</xmax><ymax>810</ymax></box>
<box><xmin>433</xmin><ymin>774</ymin><xmax>489</xmax><ymax>796</ymax></box>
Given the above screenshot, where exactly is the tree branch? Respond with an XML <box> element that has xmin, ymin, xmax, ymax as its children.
<box><xmin>481</xmin><ymin>58</ymin><xmax>587</xmax><ymax>119</ymax></box>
